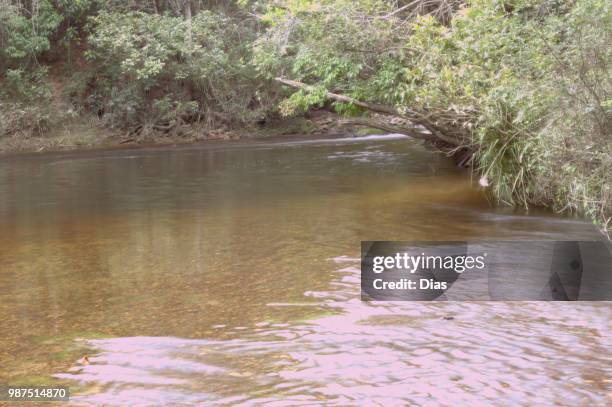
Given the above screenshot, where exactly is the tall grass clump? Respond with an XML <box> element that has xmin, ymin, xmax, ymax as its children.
<box><xmin>469</xmin><ymin>0</ymin><xmax>611</xmax><ymax>234</ymax></box>
<box><xmin>403</xmin><ymin>0</ymin><xmax>611</xmax><ymax>234</ymax></box>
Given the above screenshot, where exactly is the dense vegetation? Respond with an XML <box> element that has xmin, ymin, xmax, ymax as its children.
<box><xmin>0</xmin><ymin>0</ymin><xmax>610</xmax><ymax>234</ymax></box>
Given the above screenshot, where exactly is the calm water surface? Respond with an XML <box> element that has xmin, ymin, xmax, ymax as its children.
<box><xmin>0</xmin><ymin>136</ymin><xmax>610</xmax><ymax>405</ymax></box>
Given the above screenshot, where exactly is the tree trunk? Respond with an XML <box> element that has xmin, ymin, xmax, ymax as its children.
<box><xmin>275</xmin><ymin>77</ymin><xmax>398</xmax><ymax>116</ymax></box>
<box><xmin>184</xmin><ymin>0</ymin><xmax>192</xmax><ymax>45</ymax></box>
<box><xmin>274</xmin><ymin>77</ymin><xmax>462</xmax><ymax>146</ymax></box>
<box><xmin>338</xmin><ymin>117</ymin><xmax>435</xmax><ymax>142</ymax></box>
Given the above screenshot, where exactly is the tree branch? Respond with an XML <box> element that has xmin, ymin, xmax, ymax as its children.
<box><xmin>275</xmin><ymin>77</ymin><xmax>398</xmax><ymax>115</ymax></box>
<box><xmin>338</xmin><ymin>117</ymin><xmax>436</xmax><ymax>142</ymax></box>
<box><xmin>380</xmin><ymin>1</ymin><xmax>419</xmax><ymax>20</ymax></box>
<box><xmin>274</xmin><ymin>77</ymin><xmax>462</xmax><ymax>146</ymax></box>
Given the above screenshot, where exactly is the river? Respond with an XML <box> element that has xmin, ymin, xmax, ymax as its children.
<box><xmin>0</xmin><ymin>135</ymin><xmax>610</xmax><ymax>405</ymax></box>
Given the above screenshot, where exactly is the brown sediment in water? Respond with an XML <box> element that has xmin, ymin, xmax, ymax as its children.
<box><xmin>0</xmin><ymin>136</ymin><xmax>608</xmax><ymax>404</ymax></box>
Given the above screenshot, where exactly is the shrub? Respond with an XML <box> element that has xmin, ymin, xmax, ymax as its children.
<box><xmin>0</xmin><ymin>68</ymin><xmax>55</xmax><ymax>137</ymax></box>
<box><xmin>83</xmin><ymin>9</ymin><xmax>271</xmax><ymax>131</ymax></box>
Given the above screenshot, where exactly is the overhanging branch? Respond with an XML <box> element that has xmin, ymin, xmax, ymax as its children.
<box><xmin>275</xmin><ymin>77</ymin><xmax>398</xmax><ymax>116</ymax></box>
<box><xmin>274</xmin><ymin>77</ymin><xmax>462</xmax><ymax>146</ymax></box>
<box><xmin>338</xmin><ymin>117</ymin><xmax>436</xmax><ymax>142</ymax></box>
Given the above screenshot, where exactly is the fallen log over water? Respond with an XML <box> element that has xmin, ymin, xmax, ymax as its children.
<box><xmin>275</xmin><ymin>77</ymin><xmax>464</xmax><ymax>147</ymax></box>
<box><xmin>337</xmin><ymin>117</ymin><xmax>436</xmax><ymax>143</ymax></box>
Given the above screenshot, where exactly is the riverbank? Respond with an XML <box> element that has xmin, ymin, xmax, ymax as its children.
<box><xmin>0</xmin><ymin>111</ymin><xmax>368</xmax><ymax>155</ymax></box>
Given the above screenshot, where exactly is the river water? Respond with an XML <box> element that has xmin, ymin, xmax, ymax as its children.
<box><xmin>0</xmin><ymin>136</ymin><xmax>609</xmax><ymax>405</ymax></box>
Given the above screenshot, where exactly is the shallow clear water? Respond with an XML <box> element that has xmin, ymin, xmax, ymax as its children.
<box><xmin>0</xmin><ymin>136</ymin><xmax>609</xmax><ymax>405</ymax></box>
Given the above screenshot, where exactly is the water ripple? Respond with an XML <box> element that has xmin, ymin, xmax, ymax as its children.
<box><xmin>57</xmin><ymin>257</ymin><xmax>611</xmax><ymax>406</ymax></box>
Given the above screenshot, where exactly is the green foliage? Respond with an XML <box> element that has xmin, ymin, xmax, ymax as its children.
<box><xmin>0</xmin><ymin>67</ymin><xmax>55</xmax><ymax>137</ymax></box>
<box><xmin>1</xmin><ymin>68</ymin><xmax>51</xmax><ymax>101</ymax></box>
<box><xmin>256</xmin><ymin>0</ymin><xmax>611</xmax><ymax>231</ymax></box>
<box><xmin>254</xmin><ymin>0</ymin><xmax>409</xmax><ymax>113</ymax></box>
<box><xmin>0</xmin><ymin>1</ymin><xmax>62</xmax><ymax>67</ymax></box>
<box><xmin>531</xmin><ymin>0</ymin><xmax>611</xmax><ymax>232</ymax></box>
<box><xmin>82</xmin><ymin>9</ymin><xmax>269</xmax><ymax>129</ymax></box>
<box><xmin>0</xmin><ymin>0</ymin><xmax>96</xmax><ymax>70</ymax></box>
<box><xmin>402</xmin><ymin>5</ymin><xmax>553</xmax><ymax>206</ymax></box>
<box><xmin>0</xmin><ymin>0</ymin><xmax>99</xmax><ymax>138</ymax></box>
<box><xmin>278</xmin><ymin>87</ymin><xmax>328</xmax><ymax>116</ymax></box>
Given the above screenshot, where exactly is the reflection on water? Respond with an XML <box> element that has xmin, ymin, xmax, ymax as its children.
<box><xmin>0</xmin><ymin>136</ymin><xmax>609</xmax><ymax>405</ymax></box>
